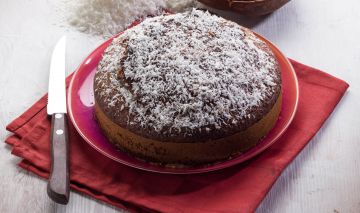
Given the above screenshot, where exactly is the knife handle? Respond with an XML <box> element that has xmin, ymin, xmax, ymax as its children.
<box><xmin>47</xmin><ymin>113</ymin><xmax>70</xmax><ymax>204</ymax></box>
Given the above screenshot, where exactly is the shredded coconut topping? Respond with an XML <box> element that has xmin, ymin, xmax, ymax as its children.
<box><xmin>95</xmin><ymin>9</ymin><xmax>280</xmax><ymax>138</ymax></box>
<box><xmin>62</xmin><ymin>0</ymin><xmax>197</xmax><ymax>37</ymax></box>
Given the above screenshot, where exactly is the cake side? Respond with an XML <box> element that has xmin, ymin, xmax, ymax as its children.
<box><xmin>95</xmin><ymin>94</ymin><xmax>281</xmax><ymax>165</ymax></box>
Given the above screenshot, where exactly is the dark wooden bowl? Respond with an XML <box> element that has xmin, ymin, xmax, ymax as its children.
<box><xmin>198</xmin><ymin>0</ymin><xmax>290</xmax><ymax>16</ymax></box>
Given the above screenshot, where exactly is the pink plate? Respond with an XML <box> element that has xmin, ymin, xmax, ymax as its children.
<box><xmin>68</xmin><ymin>29</ymin><xmax>299</xmax><ymax>174</ymax></box>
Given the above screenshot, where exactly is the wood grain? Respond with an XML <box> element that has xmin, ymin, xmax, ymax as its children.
<box><xmin>48</xmin><ymin>113</ymin><xmax>70</xmax><ymax>204</ymax></box>
<box><xmin>1</xmin><ymin>0</ymin><xmax>360</xmax><ymax>212</ymax></box>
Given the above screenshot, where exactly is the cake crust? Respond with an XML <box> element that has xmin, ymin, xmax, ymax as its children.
<box><xmin>95</xmin><ymin>94</ymin><xmax>281</xmax><ymax>165</ymax></box>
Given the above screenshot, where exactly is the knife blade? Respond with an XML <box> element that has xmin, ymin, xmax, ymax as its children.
<box><xmin>47</xmin><ymin>36</ymin><xmax>70</xmax><ymax>204</ymax></box>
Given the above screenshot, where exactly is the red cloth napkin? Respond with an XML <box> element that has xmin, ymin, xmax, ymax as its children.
<box><xmin>5</xmin><ymin>59</ymin><xmax>349</xmax><ymax>213</ymax></box>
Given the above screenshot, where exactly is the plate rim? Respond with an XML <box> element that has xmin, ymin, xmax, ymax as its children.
<box><xmin>67</xmin><ymin>30</ymin><xmax>299</xmax><ymax>174</ymax></box>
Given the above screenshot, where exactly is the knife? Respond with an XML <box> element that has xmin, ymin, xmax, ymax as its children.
<box><xmin>47</xmin><ymin>36</ymin><xmax>70</xmax><ymax>204</ymax></box>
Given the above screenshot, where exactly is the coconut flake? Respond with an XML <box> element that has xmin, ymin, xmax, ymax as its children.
<box><xmin>63</xmin><ymin>0</ymin><xmax>196</xmax><ymax>37</ymax></box>
<box><xmin>96</xmin><ymin>9</ymin><xmax>280</xmax><ymax>136</ymax></box>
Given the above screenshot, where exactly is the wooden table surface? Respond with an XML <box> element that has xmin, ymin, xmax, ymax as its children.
<box><xmin>1</xmin><ymin>0</ymin><xmax>359</xmax><ymax>212</ymax></box>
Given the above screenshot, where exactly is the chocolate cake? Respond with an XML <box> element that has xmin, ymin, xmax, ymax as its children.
<box><xmin>94</xmin><ymin>9</ymin><xmax>282</xmax><ymax>166</ymax></box>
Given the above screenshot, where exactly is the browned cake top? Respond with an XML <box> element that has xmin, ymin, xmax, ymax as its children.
<box><xmin>94</xmin><ymin>9</ymin><xmax>281</xmax><ymax>142</ymax></box>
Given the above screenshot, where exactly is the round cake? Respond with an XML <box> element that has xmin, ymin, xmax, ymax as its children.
<box><xmin>94</xmin><ymin>9</ymin><xmax>282</xmax><ymax>166</ymax></box>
